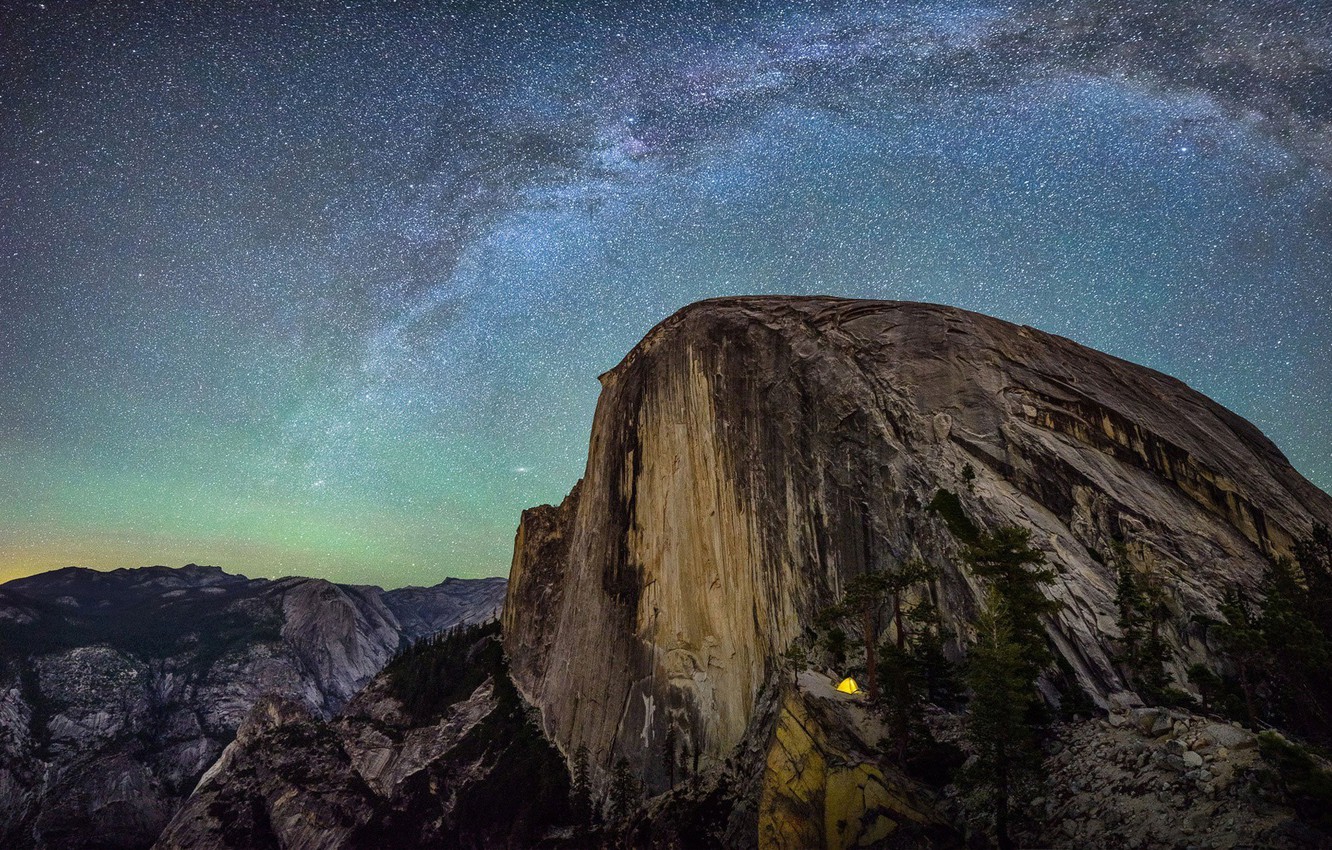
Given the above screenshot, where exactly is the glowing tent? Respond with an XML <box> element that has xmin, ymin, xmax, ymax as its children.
<box><xmin>835</xmin><ymin>677</ymin><xmax>861</xmax><ymax>695</ymax></box>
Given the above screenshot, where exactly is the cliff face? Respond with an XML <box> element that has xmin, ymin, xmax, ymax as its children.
<box><xmin>503</xmin><ymin>297</ymin><xmax>1332</xmax><ymax>793</ymax></box>
<box><xmin>0</xmin><ymin>565</ymin><xmax>506</xmax><ymax>850</ymax></box>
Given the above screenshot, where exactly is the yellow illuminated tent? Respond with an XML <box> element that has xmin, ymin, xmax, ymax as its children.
<box><xmin>835</xmin><ymin>677</ymin><xmax>861</xmax><ymax>695</ymax></box>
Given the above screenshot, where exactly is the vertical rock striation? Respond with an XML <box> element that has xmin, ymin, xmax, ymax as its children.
<box><xmin>503</xmin><ymin>296</ymin><xmax>1332</xmax><ymax>793</ymax></box>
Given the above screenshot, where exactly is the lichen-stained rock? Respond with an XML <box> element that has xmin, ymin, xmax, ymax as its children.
<box><xmin>503</xmin><ymin>296</ymin><xmax>1332</xmax><ymax>795</ymax></box>
<box><xmin>759</xmin><ymin>676</ymin><xmax>935</xmax><ymax>850</ymax></box>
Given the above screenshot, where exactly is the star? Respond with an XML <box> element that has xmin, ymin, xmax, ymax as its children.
<box><xmin>1</xmin><ymin>0</ymin><xmax>1328</xmax><ymax>587</ymax></box>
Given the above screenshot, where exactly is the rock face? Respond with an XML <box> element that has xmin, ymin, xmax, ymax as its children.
<box><xmin>0</xmin><ymin>565</ymin><xmax>506</xmax><ymax>850</ymax></box>
<box><xmin>503</xmin><ymin>296</ymin><xmax>1332</xmax><ymax>795</ymax></box>
<box><xmin>758</xmin><ymin>672</ymin><xmax>936</xmax><ymax>850</ymax></box>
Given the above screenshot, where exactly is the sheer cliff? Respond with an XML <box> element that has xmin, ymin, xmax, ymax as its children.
<box><xmin>503</xmin><ymin>296</ymin><xmax>1332</xmax><ymax>798</ymax></box>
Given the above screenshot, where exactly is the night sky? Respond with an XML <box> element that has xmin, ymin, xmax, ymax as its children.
<box><xmin>2</xmin><ymin>1</ymin><xmax>1330</xmax><ymax>587</ymax></box>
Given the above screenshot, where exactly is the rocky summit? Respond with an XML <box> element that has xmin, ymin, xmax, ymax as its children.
<box><xmin>503</xmin><ymin>296</ymin><xmax>1332</xmax><ymax>845</ymax></box>
<box><xmin>0</xmin><ymin>564</ymin><xmax>505</xmax><ymax>850</ymax></box>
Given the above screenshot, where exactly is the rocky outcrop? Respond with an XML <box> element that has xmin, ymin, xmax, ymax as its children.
<box><xmin>153</xmin><ymin>694</ymin><xmax>378</xmax><ymax>850</ymax></box>
<box><xmin>0</xmin><ymin>564</ymin><xmax>506</xmax><ymax>850</ymax></box>
<box><xmin>154</xmin><ymin>625</ymin><xmax>576</xmax><ymax>850</ymax></box>
<box><xmin>597</xmin><ymin>663</ymin><xmax>958</xmax><ymax>850</ymax></box>
<box><xmin>503</xmin><ymin>296</ymin><xmax>1332</xmax><ymax>800</ymax></box>
<box><xmin>758</xmin><ymin>672</ymin><xmax>940</xmax><ymax>850</ymax></box>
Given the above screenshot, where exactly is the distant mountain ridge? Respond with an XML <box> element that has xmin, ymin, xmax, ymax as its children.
<box><xmin>0</xmin><ymin>563</ymin><xmax>506</xmax><ymax>850</ymax></box>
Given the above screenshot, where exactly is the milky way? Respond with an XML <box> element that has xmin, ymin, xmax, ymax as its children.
<box><xmin>2</xmin><ymin>1</ymin><xmax>1330</xmax><ymax>585</ymax></box>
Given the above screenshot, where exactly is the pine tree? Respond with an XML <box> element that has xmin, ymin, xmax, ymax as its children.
<box><xmin>1256</xmin><ymin>557</ymin><xmax>1332</xmax><ymax>731</ymax></box>
<box><xmin>963</xmin><ymin>591</ymin><xmax>1038</xmax><ymax>850</ymax></box>
<box><xmin>1209</xmin><ymin>530</ymin><xmax>1332</xmax><ymax>743</ymax></box>
<box><xmin>822</xmin><ymin>561</ymin><xmax>938</xmax><ymax>703</ymax></box>
<box><xmin>841</xmin><ymin>571</ymin><xmax>892</xmax><ymax>701</ymax></box>
<box><xmin>1114</xmin><ymin>553</ymin><xmax>1147</xmax><ymax>655</ymax></box>
<box><xmin>965</xmin><ymin>527</ymin><xmax>1060</xmax><ymax>677</ymax></box>
<box><xmin>887</xmin><ymin>559</ymin><xmax>936</xmax><ymax>652</ymax></box>
<box><xmin>1111</xmin><ymin>544</ymin><xmax>1171</xmax><ymax>698</ymax></box>
<box><xmin>876</xmin><ymin>640</ymin><xmax>920</xmax><ymax>766</ymax></box>
<box><xmin>813</xmin><ymin>560</ymin><xmax>960</xmax><ymax>774</ymax></box>
<box><xmin>1186</xmin><ymin>663</ymin><xmax>1221</xmax><ymax>713</ymax></box>
<box><xmin>606</xmin><ymin>757</ymin><xmax>640</xmax><ymax>823</ymax></box>
<box><xmin>661</xmin><ymin>724</ymin><xmax>679</xmax><ymax>789</ymax></box>
<box><xmin>570</xmin><ymin>745</ymin><xmax>591</xmax><ymax>825</ymax></box>
<box><xmin>908</xmin><ymin>596</ymin><xmax>962</xmax><ymax>707</ymax></box>
<box><xmin>1294</xmin><ymin>524</ymin><xmax>1332</xmax><ymax>637</ymax></box>
<box><xmin>876</xmin><ymin>588</ymin><xmax>961</xmax><ymax>766</ymax></box>
<box><xmin>822</xmin><ymin>625</ymin><xmax>848</xmax><ymax>668</ymax></box>
<box><xmin>1215</xmin><ymin>586</ymin><xmax>1264</xmax><ymax>725</ymax></box>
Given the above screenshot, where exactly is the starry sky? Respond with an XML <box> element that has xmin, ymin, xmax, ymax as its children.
<box><xmin>2</xmin><ymin>0</ymin><xmax>1330</xmax><ymax>587</ymax></box>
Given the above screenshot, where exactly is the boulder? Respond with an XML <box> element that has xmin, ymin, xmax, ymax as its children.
<box><xmin>1131</xmin><ymin>708</ymin><xmax>1173</xmax><ymax>737</ymax></box>
<box><xmin>1201</xmin><ymin>723</ymin><xmax>1257</xmax><ymax>751</ymax></box>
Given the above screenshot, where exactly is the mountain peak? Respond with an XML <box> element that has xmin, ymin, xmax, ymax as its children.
<box><xmin>506</xmin><ymin>295</ymin><xmax>1332</xmax><ymax>800</ymax></box>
